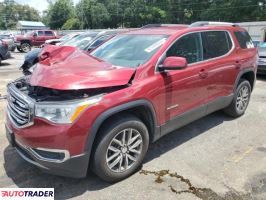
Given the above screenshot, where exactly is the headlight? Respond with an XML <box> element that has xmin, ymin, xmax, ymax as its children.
<box><xmin>35</xmin><ymin>96</ymin><xmax>102</xmax><ymax>124</ymax></box>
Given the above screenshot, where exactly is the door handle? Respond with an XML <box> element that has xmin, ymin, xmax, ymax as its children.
<box><xmin>199</xmin><ymin>69</ymin><xmax>208</xmax><ymax>79</ymax></box>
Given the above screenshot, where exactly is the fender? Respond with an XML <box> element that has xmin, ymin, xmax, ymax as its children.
<box><xmin>234</xmin><ymin>68</ymin><xmax>256</xmax><ymax>92</ymax></box>
<box><xmin>84</xmin><ymin>99</ymin><xmax>160</xmax><ymax>160</ymax></box>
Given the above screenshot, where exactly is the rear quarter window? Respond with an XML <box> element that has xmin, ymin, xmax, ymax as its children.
<box><xmin>201</xmin><ymin>31</ymin><xmax>233</xmax><ymax>59</ymax></box>
<box><xmin>234</xmin><ymin>31</ymin><xmax>254</xmax><ymax>49</ymax></box>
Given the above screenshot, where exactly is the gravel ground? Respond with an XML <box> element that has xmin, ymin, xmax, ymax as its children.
<box><xmin>0</xmin><ymin>52</ymin><xmax>266</xmax><ymax>200</ymax></box>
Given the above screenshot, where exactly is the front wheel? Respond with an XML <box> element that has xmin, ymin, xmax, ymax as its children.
<box><xmin>92</xmin><ymin>115</ymin><xmax>149</xmax><ymax>182</ymax></box>
<box><xmin>224</xmin><ymin>79</ymin><xmax>251</xmax><ymax>118</ymax></box>
<box><xmin>21</xmin><ymin>43</ymin><xmax>31</xmax><ymax>53</ymax></box>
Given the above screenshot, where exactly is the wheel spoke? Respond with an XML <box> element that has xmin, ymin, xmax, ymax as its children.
<box><xmin>129</xmin><ymin>148</ymin><xmax>141</xmax><ymax>154</ymax></box>
<box><xmin>108</xmin><ymin>145</ymin><xmax>120</xmax><ymax>152</ymax></box>
<box><xmin>122</xmin><ymin>130</ymin><xmax>126</xmax><ymax>146</ymax></box>
<box><xmin>127</xmin><ymin>129</ymin><xmax>133</xmax><ymax>145</ymax></box>
<box><xmin>127</xmin><ymin>154</ymin><xmax>137</xmax><ymax>162</ymax></box>
<box><xmin>124</xmin><ymin>154</ymin><xmax>129</xmax><ymax>170</ymax></box>
<box><xmin>107</xmin><ymin>151</ymin><xmax>120</xmax><ymax>162</ymax></box>
<box><xmin>128</xmin><ymin>134</ymin><xmax>139</xmax><ymax>146</ymax></box>
<box><xmin>129</xmin><ymin>139</ymin><xmax>142</xmax><ymax>150</ymax></box>
<box><xmin>109</xmin><ymin>154</ymin><xmax>122</xmax><ymax>169</ymax></box>
<box><xmin>113</xmin><ymin>138</ymin><xmax>123</xmax><ymax>147</ymax></box>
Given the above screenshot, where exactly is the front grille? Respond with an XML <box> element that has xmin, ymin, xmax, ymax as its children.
<box><xmin>7</xmin><ymin>82</ymin><xmax>34</xmax><ymax>128</ymax></box>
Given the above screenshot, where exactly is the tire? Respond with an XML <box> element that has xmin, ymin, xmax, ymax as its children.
<box><xmin>92</xmin><ymin>114</ymin><xmax>149</xmax><ymax>182</ymax></box>
<box><xmin>0</xmin><ymin>56</ymin><xmax>2</xmax><ymax>65</ymax></box>
<box><xmin>17</xmin><ymin>47</ymin><xmax>23</xmax><ymax>52</ymax></box>
<box><xmin>224</xmin><ymin>79</ymin><xmax>251</xmax><ymax>118</ymax></box>
<box><xmin>21</xmin><ymin>43</ymin><xmax>31</xmax><ymax>53</ymax></box>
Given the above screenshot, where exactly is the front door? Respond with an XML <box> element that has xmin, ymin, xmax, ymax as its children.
<box><xmin>156</xmin><ymin>32</ymin><xmax>209</xmax><ymax>135</ymax></box>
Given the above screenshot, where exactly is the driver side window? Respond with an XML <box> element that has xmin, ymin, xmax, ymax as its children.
<box><xmin>166</xmin><ymin>32</ymin><xmax>203</xmax><ymax>64</ymax></box>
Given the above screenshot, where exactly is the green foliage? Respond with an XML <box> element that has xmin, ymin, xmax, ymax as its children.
<box><xmin>46</xmin><ymin>0</ymin><xmax>75</xmax><ymax>29</ymax></box>
<box><xmin>62</xmin><ymin>18</ymin><xmax>80</xmax><ymax>29</ymax></box>
<box><xmin>0</xmin><ymin>0</ymin><xmax>41</xmax><ymax>30</ymax></box>
<box><xmin>2</xmin><ymin>0</ymin><xmax>266</xmax><ymax>30</ymax></box>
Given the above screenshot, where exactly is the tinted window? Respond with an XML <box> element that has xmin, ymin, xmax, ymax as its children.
<box><xmin>92</xmin><ymin>35</ymin><xmax>169</xmax><ymax>68</ymax></box>
<box><xmin>45</xmin><ymin>31</ymin><xmax>54</xmax><ymax>36</ymax></box>
<box><xmin>37</xmin><ymin>31</ymin><xmax>44</xmax><ymax>36</ymax></box>
<box><xmin>234</xmin><ymin>31</ymin><xmax>254</xmax><ymax>49</ymax></box>
<box><xmin>166</xmin><ymin>32</ymin><xmax>203</xmax><ymax>64</ymax></box>
<box><xmin>201</xmin><ymin>31</ymin><xmax>232</xmax><ymax>59</ymax></box>
<box><xmin>89</xmin><ymin>35</ymin><xmax>110</xmax><ymax>49</ymax></box>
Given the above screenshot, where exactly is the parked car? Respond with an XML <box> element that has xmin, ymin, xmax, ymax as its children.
<box><xmin>0</xmin><ymin>39</ymin><xmax>11</xmax><ymax>65</ymax></box>
<box><xmin>45</xmin><ymin>32</ymin><xmax>81</xmax><ymax>45</ymax></box>
<box><xmin>15</xmin><ymin>30</ymin><xmax>61</xmax><ymax>53</ymax></box>
<box><xmin>5</xmin><ymin>22</ymin><xmax>257</xmax><ymax>182</ymax></box>
<box><xmin>257</xmin><ymin>46</ymin><xmax>266</xmax><ymax>74</ymax></box>
<box><xmin>0</xmin><ymin>34</ymin><xmax>16</xmax><ymax>51</ymax></box>
<box><xmin>20</xmin><ymin>30</ymin><xmax>126</xmax><ymax>75</ymax></box>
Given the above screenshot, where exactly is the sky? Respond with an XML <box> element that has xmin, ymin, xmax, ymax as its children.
<box><xmin>0</xmin><ymin>0</ymin><xmax>80</xmax><ymax>13</ymax></box>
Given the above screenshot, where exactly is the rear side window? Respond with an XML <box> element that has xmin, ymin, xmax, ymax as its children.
<box><xmin>234</xmin><ymin>31</ymin><xmax>254</xmax><ymax>49</ymax></box>
<box><xmin>45</xmin><ymin>31</ymin><xmax>54</xmax><ymax>36</ymax></box>
<box><xmin>37</xmin><ymin>31</ymin><xmax>44</xmax><ymax>36</ymax></box>
<box><xmin>201</xmin><ymin>31</ymin><xmax>233</xmax><ymax>59</ymax></box>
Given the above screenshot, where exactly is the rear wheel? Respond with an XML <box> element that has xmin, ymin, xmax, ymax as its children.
<box><xmin>92</xmin><ymin>114</ymin><xmax>149</xmax><ymax>182</ymax></box>
<box><xmin>21</xmin><ymin>43</ymin><xmax>31</xmax><ymax>53</ymax></box>
<box><xmin>224</xmin><ymin>79</ymin><xmax>251</xmax><ymax>118</ymax></box>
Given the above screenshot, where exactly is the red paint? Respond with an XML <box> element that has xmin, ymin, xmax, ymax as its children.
<box><xmin>15</xmin><ymin>30</ymin><xmax>60</xmax><ymax>46</ymax></box>
<box><xmin>8</xmin><ymin>25</ymin><xmax>257</xmax><ymax>157</ymax></box>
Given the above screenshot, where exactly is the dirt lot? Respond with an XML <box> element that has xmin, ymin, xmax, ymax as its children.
<box><xmin>0</xmin><ymin>52</ymin><xmax>266</xmax><ymax>200</ymax></box>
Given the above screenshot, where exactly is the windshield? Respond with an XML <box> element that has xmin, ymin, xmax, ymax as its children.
<box><xmin>61</xmin><ymin>32</ymin><xmax>97</xmax><ymax>48</ymax></box>
<box><xmin>91</xmin><ymin>34</ymin><xmax>169</xmax><ymax>68</ymax></box>
<box><xmin>0</xmin><ymin>35</ymin><xmax>9</xmax><ymax>39</ymax></box>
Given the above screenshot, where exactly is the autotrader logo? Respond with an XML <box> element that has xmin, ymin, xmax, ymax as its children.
<box><xmin>0</xmin><ymin>188</ymin><xmax>54</xmax><ymax>200</ymax></box>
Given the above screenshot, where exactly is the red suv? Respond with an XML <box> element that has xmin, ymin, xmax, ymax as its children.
<box><xmin>15</xmin><ymin>30</ymin><xmax>60</xmax><ymax>53</ymax></box>
<box><xmin>5</xmin><ymin>22</ymin><xmax>257</xmax><ymax>182</ymax></box>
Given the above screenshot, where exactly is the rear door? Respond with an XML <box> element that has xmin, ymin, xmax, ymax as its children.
<box><xmin>44</xmin><ymin>31</ymin><xmax>56</xmax><ymax>40</ymax></box>
<box><xmin>35</xmin><ymin>31</ymin><xmax>45</xmax><ymax>46</ymax></box>
<box><xmin>199</xmin><ymin>30</ymin><xmax>237</xmax><ymax>102</ymax></box>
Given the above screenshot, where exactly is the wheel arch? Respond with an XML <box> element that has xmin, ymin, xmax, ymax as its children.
<box><xmin>20</xmin><ymin>40</ymin><xmax>32</xmax><ymax>46</ymax></box>
<box><xmin>84</xmin><ymin>99</ymin><xmax>160</xmax><ymax>165</ymax></box>
<box><xmin>234</xmin><ymin>68</ymin><xmax>256</xmax><ymax>92</ymax></box>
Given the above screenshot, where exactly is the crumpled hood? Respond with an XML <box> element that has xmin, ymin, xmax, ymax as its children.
<box><xmin>29</xmin><ymin>45</ymin><xmax>135</xmax><ymax>90</ymax></box>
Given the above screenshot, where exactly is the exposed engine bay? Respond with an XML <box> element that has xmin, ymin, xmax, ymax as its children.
<box><xmin>13</xmin><ymin>77</ymin><xmax>126</xmax><ymax>102</ymax></box>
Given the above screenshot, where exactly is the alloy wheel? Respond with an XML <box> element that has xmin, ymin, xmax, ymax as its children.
<box><xmin>236</xmin><ymin>85</ymin><xmax>250</xmax><ymax>113</ymax></box>
<box><xmin>106</xmin><ymin>128</ymin><xmax>143</xmax><ymax>173</ymax></box>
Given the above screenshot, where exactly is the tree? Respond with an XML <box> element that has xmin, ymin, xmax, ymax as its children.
<box><xmin>62</xmin><ymin>18</ymin><xmax>80</xmax><ymax>29</ymax></box>
<box><xmin>0</xmin><ymin>0</ymin><xmax>41</xmax><ymax>30</ymax></box>
<box><xmin>76</xmin><ymin>0</ymin><xmax>110</xmax><ymax>29</ymax></box>
<box><xmin>46</xmin><ymin>0</ymin><xmax>75</xmax><ymax>29</ymax></box>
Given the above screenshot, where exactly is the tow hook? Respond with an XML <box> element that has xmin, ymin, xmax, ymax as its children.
<box><xmin>0</xmin><ymin>94</ymin><xmax>7</xmax><ymax>100</ymax></box>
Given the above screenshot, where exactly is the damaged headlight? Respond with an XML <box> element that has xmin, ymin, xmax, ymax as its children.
<box><xmin>35</xmin><ymin>95</ymin><xmax>102</xmax><ymax>124</ymax></box>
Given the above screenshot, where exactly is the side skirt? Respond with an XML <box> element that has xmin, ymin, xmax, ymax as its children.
<box><xmin>159</xmin><ymin>94</ymin><xmax>234</xmax><ymax>138</ymax></box>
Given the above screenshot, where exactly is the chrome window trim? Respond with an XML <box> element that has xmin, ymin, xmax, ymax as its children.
<box><xmin>155</xmin><ymin>30</ymin><xmax>235</xmax><ymax>72</ymax></box>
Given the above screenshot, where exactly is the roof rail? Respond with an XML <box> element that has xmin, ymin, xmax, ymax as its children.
<box><xmin>141</xmin><ymin>24</ymin><xmax>188</xmax><ymax>28</ymax></box>
<box><xmin>189</xmin><ymin>21</ymin><xmax>239</xmax><ymax>28</ymax></box>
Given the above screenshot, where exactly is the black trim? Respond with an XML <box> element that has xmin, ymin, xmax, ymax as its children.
<box><xmin>234</xmin><ymin>68</ymin><xmax>256</xmax><ymax>91</ymax></box>
<box><xmin>160</xmin><ymin>95</ymin><xmax>234</xmax><ymax>137</ymax></box>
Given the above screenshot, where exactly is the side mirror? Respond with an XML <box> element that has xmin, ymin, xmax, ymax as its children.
<box><xmin>159</xmin><ymin>56</ymin><xmax>187</xmax><ymax>71</ymax></box>
<box><xmin>33</xmin><ymin>32</ymin><xmax>37</xmax><ymax>37</ymax></box>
